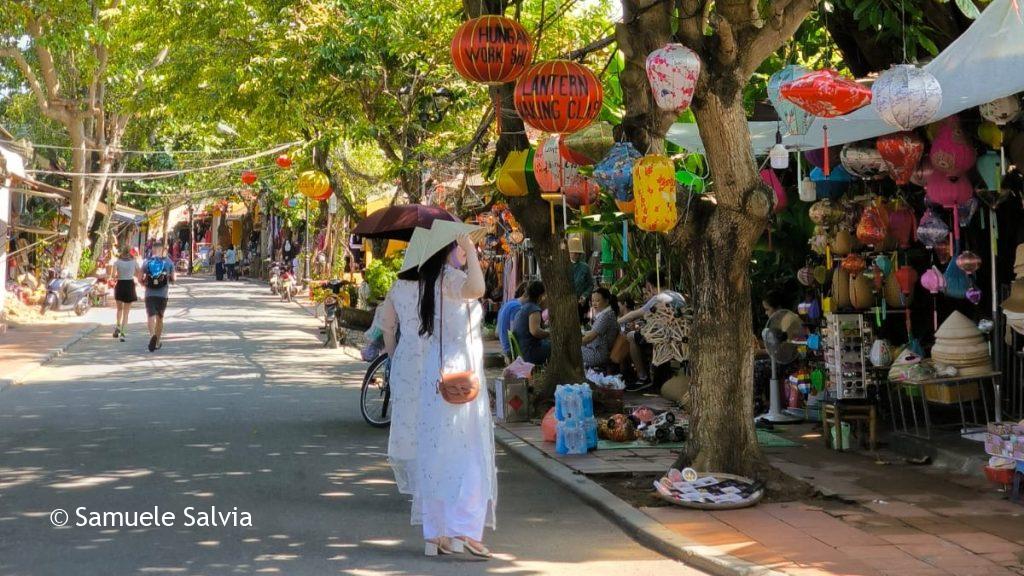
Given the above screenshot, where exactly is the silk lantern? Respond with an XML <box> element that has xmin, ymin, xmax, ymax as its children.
<box><xmin>980</xmin><ymin>95</ymin><xmax>1022</xmax><ymax>125</ymax></box>
<box><xmin>926</xmin><ymin>171</ymin><xmax>973</xmax><ymax>208</ymax></box>
<box><xmin>978</xmin><ymin>122</ymin><xmax>1004</xmax><ymax>149</ymax></box>
<box><xmin>450</xmin><ymin>16</ymin><xmax>533</xmax><ymax>85</ymax></box>
<box><xmin>872</xmin><ymin>64</ymin><xmax>942</xmax><ymax>130</ymax></box>
<box><xmin>241</xmin><ymin>170</ymin><xmax>257</xmax><ymax>185</ymax></box>
<box><xmin>930</xmin><ymin>116</ymin><xmax>976</xmax><ymax>178</ymax></box>
<box><xmin>916</xmin><ymin>207</ymin><xmax>949</xmax><ymax>248</ymax></box>
<box><xmin>275</xmin><ymin>155</ymin><xmax>292</xmax><ymax>169</ymax></box>
<box><xmin>856</xmin><ymin>202</ymin><xmax>889</xmax><ymax>247</ymax></box>
<box><xmin>760</xmin><ymin>168</ymin><xmax>787</xmax><ymax>213</ymax></box>
<box><xmin>841</xmin><ymin>254</ymin><xmax>867</xmax><ymax>276</ymax></box>
<box><xmin>841</xmin><ymin>143</ymin><xmax>887</xmax><ymax>179</ymax></box>
<box><xmin>876</xmin><ymin>131</ymin><xmax>925</xmax><ymax>186</ymax></box>
<box><xmin>779</xmin><ymin>69</ymin><xmax>872</xmax><ymax>117</ymax></box>
<box><xmin>633</xmin><ymin>155</ymin><xmax>677</xmax><ymax>233</ymax></box>
<box><xmin>810</xmin><ymin>166</ymin><xmax>852</xmax><ymax>199</ymax></box>
<box><xmin>297</xmin><ymin>170</ymin><xmax>330</xmax><ymax>200</ymax></box>
<box><xmin>888</xmin><ymin>199</ymin><xmax>916</xmax><ymax>249</ymax></box>
<box><xmin>769</xmin><ymin>65</ymin><xmax>815</xmax><ymax>136</ymax></box>
<box><xmin>957</xmin><ymin>251</ymin><xmax>982</xmax><ymax>274</ymax></box>
<box><xmin>977</xmin><ymin>151</ymin><xmax>1001</xmax><ymax>191</ymax></box>
<box><xmin>561</xmin><ymin>121</ymin><xmax>613</xmax><ymax>165</ymax></box>
<box><xmin>496</xmin><ymin>148</ymin><xmax>538</xmax><ymax>197</ymax></box>
<box><xmin>645</xmin><ymin>43</ymin><xmax>700</xmax><ymax>113</ymax></box>
<box><xmin>534</xmin><ymin>136</ymin><xmax>598</xmax><ymax>207</ymax></box>
<box><xmin>809</xmin><ymin>199</ymin><xmax>845</xmax><ymax>227</ymax></box>
<box><xmin>514</xmin><ymin>60</ymin><xmax>603</xmax><ymax>134</ymax></box>
<box><xmin>593</xmin><ymin>142</ymin><xmax>642</xmax><ymax>205</ymax></box>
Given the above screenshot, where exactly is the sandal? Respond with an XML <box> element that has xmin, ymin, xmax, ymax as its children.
<box><xmin>454</xmin><ymin>537</ymin><xmax>492</xmax><ymax>559</ymax></box>
<box><xmin>424</xmin><ymin>537</ymin><xmax>457</xmax><ymax>557</ymax></box>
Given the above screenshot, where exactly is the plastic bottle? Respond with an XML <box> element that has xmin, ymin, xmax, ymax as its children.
<box><xmin>585</xmin><ymin>417</ymin><xmax>598</xmax><ymax>450</ymax></box>
<box><xmin>582</xmin><ymin>385</ymin><xmax>594</xmax><ymax>418</ymax></box>
<box><xmin>555</xmin><ymin>419</ymin><xmax>568</xmax><ymax>454</ymax></box>
<box><xmin>568</xmin><ymin>420</ymin><xmax>586</xmax><ymax>455</ymax></box>
<box><xmin>555</xmin><ymin>385</ymin><xmax>566</xmax><ymax>420</ymax></box>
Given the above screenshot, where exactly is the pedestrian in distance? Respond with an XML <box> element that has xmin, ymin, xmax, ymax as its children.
<box><xmin>225</xmin><ymin>244</ymin><xmax>238</xmax><ymax>281</ymax></box>
<box><xmin>112</xmin><ymin>245</ymin><xmax>141</xmax><ymax>342</ymax></box>
<box><xmin>142</xmin><ymin>241</ymin><xmax>176</xmax><ymax>352</ymax></box>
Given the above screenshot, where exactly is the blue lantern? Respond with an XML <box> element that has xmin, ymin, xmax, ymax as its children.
<box><xmin>810</xmin><ymin>166</ymin><xmax>852</xmax><ymax>200</ymax></box>
<box><xmin>593</xmin><ymin>142</ymin><xmax>643</xmax><ymax>202</ymax></box>
<box><xmin>977</xmin><ymin>151</ymin><xmax>1001</xmax><ymax>191</ymax></box>
<box><xmin>768</xmin><ymin>65</ymin><xmax>815</xmax><ymax>136</ymax></box>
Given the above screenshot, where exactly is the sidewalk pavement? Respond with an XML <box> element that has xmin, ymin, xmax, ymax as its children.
<box><xmin>0</xmin><ymin>320</ymin><xmax>100</xmax><ymax>390</ymax></box>
<box><xmin>497</xmin><ymin>417</ymin><xmax>1024</xmax><ymax>576</ymax></box>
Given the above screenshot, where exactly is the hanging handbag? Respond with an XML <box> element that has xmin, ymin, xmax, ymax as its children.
<box><xmin>436</xmin><ymin>271</ymin><xmax>480</xmax><ymax>405</ymax></box>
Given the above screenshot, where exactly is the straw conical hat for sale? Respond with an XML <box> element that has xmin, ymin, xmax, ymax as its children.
<box><xmin>932</xmin><ymin>342</ymin><xmax>989</xmax><ymax>357</ymax></box>
<box><xmin>935</xmin><ymin>311</ymin><xmax>982</xmax><ymax>340</ymax></box>
<box><xmin>1002</xmin><ymin>279</ymin><xmax>1024</xmax><ymax>314</ymax></box>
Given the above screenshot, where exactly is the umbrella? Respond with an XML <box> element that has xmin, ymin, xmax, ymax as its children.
<box><xmin>352</xmin><ymin>204</ymin><xmax>458</xmax><ymax>241</ymax></box>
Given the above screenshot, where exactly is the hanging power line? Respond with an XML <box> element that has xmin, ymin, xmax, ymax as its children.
<box><xmin>0</xmin><ymin>138</ymin><xmax>288</xmax><ymax>157</ymax></box>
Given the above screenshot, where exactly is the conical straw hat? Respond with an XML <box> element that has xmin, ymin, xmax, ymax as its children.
<box><xmin>399</xmin><ymin>227</ymin><xmax>430</xmax><ymax>273</ymax></box>
<box><xmin>935</xmin><ymin>311</ymin><xmax>982</xmax><ymax>339</ymax></box>
<box><xmin>418</xmin><ymin>219</ymin><xmax>483</xmax><ymax>267</ymax></box>
<box><xmin>1002</xmin><ymin>279</ymin><xmax>1024</xmax><ymax>314</ymax></box>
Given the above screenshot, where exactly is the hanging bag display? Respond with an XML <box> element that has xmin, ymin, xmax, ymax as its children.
<box><xmin>435</xmin><ymin>270</ymin><xmax>480</xmax><ymax>405</ymax></box>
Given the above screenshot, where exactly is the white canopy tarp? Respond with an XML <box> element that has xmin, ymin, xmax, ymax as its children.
<box><xmin>667</xmin><ymin>0</ymin><xmax>1024</xmax><ymax>154</ymax></box>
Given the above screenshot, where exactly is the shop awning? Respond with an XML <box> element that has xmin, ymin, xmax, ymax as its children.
<box><xmin>59</xmin><ymin>205</ymin><xmax>145</xmax><ymax>225</ymax></box>
<box><xmin>667</xmin><ymin>0</ymin><xmax>1024</xmax><ymax>154</ymax></box>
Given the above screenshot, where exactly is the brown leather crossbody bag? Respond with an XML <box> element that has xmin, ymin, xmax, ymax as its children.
<box><xmin>436</xmin><ymin>271</ymin><xmax>480</xmax><ymax>405</ymax></box>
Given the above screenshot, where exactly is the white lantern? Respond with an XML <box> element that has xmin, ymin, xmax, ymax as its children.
<box><xmin>980</xmin><ymin>95</ymin><xmax>1022</xmax><ymax>126</ymax></box>
<box><xmin>769</xmin><ymin>130</ymin><xmax>789</xmax><ymax>169</ymax></box>
<box><xmin>799</xmin><ymin>177</ymin><xmax>816</xmax><ymax>202</ymax></box>
<box><xmin>646</xmin><ymin>43</ymin><xmax>701</xmax><ymax>113</ymax></box>
<box><xmin>873</xmin><ymin>64</ymin><xmax>942</xmax><ymax>131</ymax></box>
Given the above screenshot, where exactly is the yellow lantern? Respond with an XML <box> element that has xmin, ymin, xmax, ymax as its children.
<box><xmin>632</xmin><ymin>155</ymin><xmax>677</xmax><ymax>233</ymax></box>
<box><xmin>297</xmin><ymin>170</ymin><xmax>330</xmax><ymax>199</ymax></box>
<box><xmin>496</xmin><ymin>149</ymin><xmax>538</xmax><ymax>198</ymax></box>
<box><xmin>978</xmin><ymin>121</ymin><xmax>1004</xmax><ymax>150</ymax></box>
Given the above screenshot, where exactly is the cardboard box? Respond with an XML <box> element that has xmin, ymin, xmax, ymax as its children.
<box><xmin>495</xmin><ymin>377</ymin><xmax>530</xmax><ymax>423</ymax></box>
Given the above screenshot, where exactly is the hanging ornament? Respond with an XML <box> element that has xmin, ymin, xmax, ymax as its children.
<box><xmin>297</xmin><ymin>170</ymin><xmax>330</xmax><ymax>199</ymax></box>
<box><xmin>841</xmin><ymin>254</ymin><xmax>867</xmax><ymax>276</ymax></box>
<box><xmin>958</xmin><ymin>196</ymin><xmax>979</xmax><ymax>228</ymax></box>
<box><xmin>966</xmin><ymin>287</ymin><xmax>983</xmax><ymax>304</ymax></box>
<box><xmin>979</xmin><ymin>95</ymin><xmax>1023</xmax><ymax>126</ymax></box>
<box><xmin>593</xmin><ymin>142</ymin><xmax>643</xmax><ymax>206</ymax></box>
<box><xmin>561</xmin><ymin>121</ymin><xmax>614</xmax><ymax>166</ymax></box>
<box><xmin>841</xmin><ymin>143</ymin><xmax>888</xmax><ymax>179</ymax></box>
<box><xmin>810</xmin><ymin>166</ymin><xmax>852</xmax><ymax>199</ymax></box>
<box><xmin>921</xmin><ymin>266</ymin><xmax>946</xmax><ymax>293</ymax></box>
<box><xmin>768</xmin><ymin>65</ymin><xmax>815</xmax><ymax>136</ymax></box>
<box><xmin>779</xmin><ymin>69</ymin><xmax>872</xmax><ymax>117</ymax></box>
<box><xmin>872</xmin><ymin>64</ymin><xmax>943</xmax><ymax>130</ymax></box>
<box><xmin>799</xmin><ymin>177</ymin><xmax>817</xmax><ymax>202</ymax></box>
<box><xmin>450</xmin><ymin>16</ymin><xmax>533</xmax><ymax>85</ymax></box>
<box><xmin>514</xmin><ymin>60</ymin><xmax>603</xmax><ymax>134</ymax></box>
<box><xmin>275</xmin><ymin>155</ymin><xmax>293</xmax><ymax>169</ymax></box>
<box><xmin>760</xmin><ymin>168</ymin><xmax>787</xmax><ymax>213</ymax></box>
<box><xmin>797</xmin><ymin>266</ymin><xmax>816</xmax><ymax>287</ymax></box>
<box><xmin>888</xmin><ymin>199</ymin><xmax>916</xmax><ymax>249</ymax></box>
<box><xmin>977</xmin><ymin>151</ymin><xmax>1001</xmax><ymax>192</ymax></box>
<box><xmin>496</xmin><ymin>148</ymin><xmax>538</xmax><ymax>197</ymax></box>
<box><xmin>916</xmin><ymin>208</ymin><xmax>950</xmax><ymax>249</ymax></box>
<box><xmin>874</xmin><ymin>254</ymin><xmax>893</xmax><ymax>277</ymax></box>
<box><xmin>633</xmin><ymin>155</ymin><xmax>678</xmax><ymax>233</ymax></box>
<box><xmin>856</xmin><ymin>201</ymin><xmax>889</xmax><ymax>247</ymax></box>
<box><xmin>910</xmin><ymin>156</ymin><xmax>933</xmax><ymax>187</ymax></box>
<box><xmin>977</xmin><ymin>122</ymin><xmax>1004</xmax><ymax>150</ymax></box>
<box><xmin>241</xmin><ymin>170</ymin><xmax>258</xmax><ymax>185</ymax></box>
<box><xmin>808</xmin><ymin>199</ymin><xmax>845</xmax><ymax>227</ymax></box>
<box><xmin>533</xmin><ymin>136</ymin><xmax>598</xmax><ymax>207</ymax></box>
<box><xmin>769</xmin><ymin>131</ymin><xmax>790</xmax><ymax>169</ymax></box>
<box><xmin>896</xmin><ymin>266</ymin><xmax>919</xmax><ymax>297</ymax></box>
<box><xmin>645</xmin><ymin>43</ymin><xmax>701</xmax><ymax>113</ymax></box>
<box><xmin>876</xmin><ymin>131</ymin><xmax>925</xmax><ymax>186</ymax></box>
<box><xmin>925</xmin><ymin>171</ymin><xmax>973</xmax><ymax>208</ymax></box>
<box><xmin>956</xmin><ymin>251</ymin><xmax>982</xmax><ymax>274</ymax></box>
<box><xmin>930</xmin><ymin>115</ymin><xmax>977</xmax><ymax>178</ymax></box>
<box><xmin>944</xmin><ymin>257</ymin><xmax>969</xmax><ymax>300</ymax></box>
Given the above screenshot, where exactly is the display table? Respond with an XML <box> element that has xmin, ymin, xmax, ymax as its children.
<box><xmin>887</xmin><ymin>371</ymin><xmax>1001</xmax><ymax>439</ymax></box>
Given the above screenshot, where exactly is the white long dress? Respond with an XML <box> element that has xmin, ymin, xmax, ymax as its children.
<box><xmin>380</xmin><ymin>280</ymin><xmax>426</xmax><ymax>496</ymax></box>
<box><xmin>414</xmin><ymin>266</ymin><xmax>497</xmax><ymax>541</ymax></box>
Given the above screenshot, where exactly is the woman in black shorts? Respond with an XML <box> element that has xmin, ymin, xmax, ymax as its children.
<box><xmin>112</xmin><ymin>245</ymin><xmax>140</xmax><ymax>341</ymax></box>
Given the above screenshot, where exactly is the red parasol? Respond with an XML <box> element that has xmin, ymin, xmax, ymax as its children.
<box><xmin>352</xmin><ymin>204</ymin><xmax>459</xmax><ymax>241</ymax></box>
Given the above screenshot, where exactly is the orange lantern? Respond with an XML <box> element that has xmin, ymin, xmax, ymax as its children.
<box><xmin>297</xmin><ymin>170</ymin><xmax>330</xmax><ymax>199</ymax></box>
<box><xmin>632</xmin><ymin>155</ymin><xmax>677</xmax><ymax>233</ymax></box>
<box><xmin>240</xmin><ymin>170</ymin><xmax>257</xmax><ymax>185</ymax></box>
<box><xmin>450</xmin><ymin>16</ymin><xmax>533</xmax><ymax>85</ymax></box>
<box><xmin>276</xmin><ymin>154</ymin><xmax>292</xmax><ymax>169</ymax></box>
<box><xmin>514</xmin><ymin>60</ymin><xmax>603</xmax><ymax>134</ymax></box>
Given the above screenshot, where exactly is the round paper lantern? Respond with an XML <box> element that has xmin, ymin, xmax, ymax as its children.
<box><xmin>797</xmin><ymin>266</ymin><xmax>816</xmax><ymax>287</ymax></box>
<box><xmin>978</xmin><ymin>122</ymin><xmax>1004</xmax><ymax>150</ymax></box>
<box><xmin>979</xmin><ymin>95</ymin><xmax>1022</xmax><ymax>126</ymax></box>
<box><xmin>921</xmin><ymin>266</ymin><xmax>946</xmax><ymax>294</ymax></box>
<box><xmin>241</xmin><ymin>170</ymin><xmax>257</xmax><ymax>185</ymax></box>
<box><xmin>876</xmin><ymin>131</ymin><xmax>925</xmax><ymax>186</ymax></box>
<box><xmin>808</xmin><ymin>199</ymin><xmax>845</xmax><ymax>226</ymax></box>
<box><xmin>916</xmin><ymin>208</ymin><xmax>949</xmax><ymax>248</ymax></box>
<box><xmin>957</xmin><ymin>251</ymin><xmax>982</xmax><ymax>274</ymax></box>
<box><xmin>514</xmin><ymin>60</ymin><xmax>603</xmax><ymax>134</ymax></box>
<box><xmin>895</xmin><ymin>266</ymin><xmax>918</xmax><ymax>296</ymax></box>
<box><xmin>769</xmin><ymin>65</ymin><xmax>815</xmax><ymax>136</ymax></box>
<box><xmin>841</xmin><ymin>143</ymin><xmax>888</xmax><ymax>179</ymax></box>
<box><xmin>925</xmin><ymin>171</ymin><xmax>973</xmax><ymax>208</ymax></box>
<box><xmin>450</xmin><ymin>16</ymin><xmax>533</xmax><ymax>85</ymax></box>
<box><xmin>593</xmin><ymin>142</ymin><xmax>642</xmax><ymax>203</ymax></box>
<box><xmin>888</xmin><ymin>200</ymin><xmax>916</xmax><ymax>249</ymax></box>
<box><xmin>810</xmin><ymin>166</ymin><xmax>852</xmax><ymax>199</ymax></box>
<box><xmin>297</xmin><ymin>170</ymin><xmax>330</xmax><ymax>199</ymax></box>
<box><xmin>645</xmin><ymin>43</ymin><xmax>700</xmax><ymax>113</ymax></box>
<box><xmin>930</xmin><ymin>116</ymin><xmax>977</xmax><ymax>178</ymax></box>
<box><xmin>779</xmin><ymin>69</ymin><xmax>872</xmax><ymax>118</ymax></box>
<box><xmin>872</xmin><ymin>64</ymin><xmax>942</xmax><ymax>130</ymax></box>
<box><xmin>275</xmin><ymin>155</ymin><xmax>292</xmax><ymax>169</ymax></box>
<box><xmin>633</xmin><ymin>155</ymin><xmax>677</xmax><ymax>233</ymax></box>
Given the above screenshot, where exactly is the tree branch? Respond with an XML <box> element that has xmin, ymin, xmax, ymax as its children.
<box><xmin>711</xmin><ymin>13</ymin><xmax>738</xmax><ymax>67</ymax></box>
<box><xmin>26</xmin><ymin>16</ymin><xmax>64</xmax><ymax>104</ymax></box>
<box><xmin>0</xmin><ymin>46</ymin><xmax>62</xmax><ymax>122</ymax></box>
<box><xmin>738</xmin><ymin>0</ymin><xmax>817</xmax><ymax>79</ymax></box>
<box><xmin>675</xmin><ymin>0</ymin><xmax>707</xmax><ymax>52</ymax></box>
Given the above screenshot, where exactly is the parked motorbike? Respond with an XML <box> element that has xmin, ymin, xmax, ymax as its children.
<box><xmin>279</xmin><ymin>268</ymin><xmax>298</xmax><ymax>302</ymax></box>
<box><xmin>41</xmin><ymin>268</ymin><xmax>97</xmax><ymax>316</ymax></box>
<box><xmin>321</xmin><ymin>279</ymin><xmax>347</xmax><ymax>348</ymax></box>
<box><xmin>268</xmin><ymin>261</ymin><xmax>282</xmax><ymax>295</ymax></box>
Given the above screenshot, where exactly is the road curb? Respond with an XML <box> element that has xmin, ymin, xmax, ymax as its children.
<box><xmin>494</xmin><ymin>427</ymin><xmax>785</xmax><ymax>576</ymax></box>
<box><xmin>0</xmin><ymin>323</ymin><xmax>100</xmax><ymax>391</ymax></box>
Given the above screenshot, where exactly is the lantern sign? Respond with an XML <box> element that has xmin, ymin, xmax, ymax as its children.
<box><xmin>496</xmin><ymin>148</ymin><xmax>538</xmax><ymax>197</ymax></box>
<box><xmin>768</xmin><ymin>65</ymin><xmax>815</xmax><ymax>136</ymax></box>
<box><xmin>840</xmin><ymin>143</ymin><xmax>887</xmax><ymax>179</ymax></box>
<box><xmin>593</xmin><ymin>142</ymin><xmax>643</xmax><ymax>207</ymax></box>
<box><xmin>450</xmin><ymin>16</ymin><xmax>533</xmax><ymax>85</ymax></box>
<box><xmin>297</xmin><ymin>170</ymin><xmax>330</xmax><ymax>200</ymax></box>
<box><xmin>241</xmin><ymin>170</ymin><xmax>258</xmax><ymax>185</ymax></box>
<box><xmin>872</xmin><ymin>64</ymin><xmax>942</xmax><ymax>130</ymax></box>
<box><xmin>876</xmin><ymin>131</ymin><xmax>925</xmax><ymax>186</ymax></box>
<box><xmin>514</xmin><ymin>60</ymin><xmax>604</xmax><ymax>134</ymax></box>
<box><xmin>779</xmin><ymin>69</ymin><xmax>872</xmax><ymax>118</ymax></box>
<box><xmin>645</xmin><ymin>43</ymin><xmax>700</xmax><ymax>113</ymax></box>
<box><xmin>979</xmin><ymin>95</ymin><xmax>1022</xmax><ymax>125</ymax></box>
<box><xmin>633</xmin><ymin>155</ymin><xmax>677</xmax><ymax>233</ymax></box>
<box><xmin>930</xmin><ymin>115</ymin><xmax>976</xmax><ymax>178</ymax></box>
<box><xmin>275</xmin><ymin>154</ymin><xmax>293</xmax><ymax>169</ymax></box>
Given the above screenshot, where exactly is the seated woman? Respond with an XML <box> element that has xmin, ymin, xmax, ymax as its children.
<box><xmin>511</xmin><ymin>280</ymin><xmax>550</xmax><ymax>365</ymax></box>
<box><xmin>581</xmin><ymin>287</ymin><xmax>620</xmax><ymax>369</ymax></box>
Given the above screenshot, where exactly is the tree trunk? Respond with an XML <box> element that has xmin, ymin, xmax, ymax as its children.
<box><xmin>615</xmin><ymin>0</ymin><xmax>676</xmax><ymax>152</ymax></box>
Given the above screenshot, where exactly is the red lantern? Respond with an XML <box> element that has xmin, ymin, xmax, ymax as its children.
<box><xmin>779</xmin><ymin>69</ymin><xmax>872</xmax><ymax>118</ymax></box>
<box><xmin>558</xmin><ymin>135</ymin><xmax>590</xmax><ymax>165</ymax></box>
<box><xmin>888</xmin><ymin>200</ymin><xmax>916</xmax><ymax>249</ymax></box>
<box><xmin>514</xmin><ymin>60</ymin><xmax>604</xmax><ymax>134</ymax></box>
<box><xmin>895</xmin><ymin>265</ymin><xmax>918</xmax><ymax>296</ymax></box>
<box><xmin>450</xmin><ymin>16</ymin><xmax>533</xmax><ymax>85</ymax></box>
<box><xmin>240</xmin><ymin>170</ymin><xmax>257</xmax><ymax>185</ymax></box>
<box><xmin>841</xmin><ymin>254</ymin><xmax>867</xmax><ymax>276</ymax></box>
<box><xmin>312</xmin><ymin>187</ymin><xmax>333</xmax><ymax>202</ymax></box>
<box><xmin>930</xmin><ymin>115</ymin><xmax>977</xmax><ymax>178</ymax></box>
<box><xmin>276</xmin><ymin>155</ymin><xmax>292</xmax><ymax>169</ymax></box>
<box><xmin>876</xmin><ymin>132</ymin><xmax>925</xmax><ymax>186</ymax></box>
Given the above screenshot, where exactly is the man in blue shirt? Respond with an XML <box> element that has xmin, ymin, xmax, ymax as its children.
<box><xmin>143</xmin><ymin>241</ymin><xmax>176</xmax><ymax>352</ymax></box>
<box><xmin>496</xmin><ymin>281</ymin><xmax>527</xmax><ymax>363</ymax></box>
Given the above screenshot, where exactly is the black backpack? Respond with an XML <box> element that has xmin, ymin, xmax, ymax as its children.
<box><xmin>144</xmin><ymin>258</ymin><xmax>169</xmax><ymax>289</ymax></box>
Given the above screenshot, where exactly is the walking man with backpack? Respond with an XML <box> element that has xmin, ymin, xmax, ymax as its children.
<box><xmin>143</xmin><ymin>241</ymin><xmax>176</xmax><ymax>352</ymax></box>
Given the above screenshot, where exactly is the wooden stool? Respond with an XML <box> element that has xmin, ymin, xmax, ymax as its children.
<box><xmin>822</xmin><ymin>401</ymin><xmax>877</xmax><ymax>452</ymax></box>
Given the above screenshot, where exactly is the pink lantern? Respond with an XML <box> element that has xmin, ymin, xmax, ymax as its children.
<box><xmin>921</xmin><ymin>266</ymin><xmax>946</xmax><ymax>294</ymax></box>
<box><xmin>888</xmin><ymin>200</ymin><xmax>916</xmax><ymax>249</ymax></box>
<box><xmin>925</xmin><ymin>171</ymin><xmax>973</xmax><ymax>208</ymax></box>
<box><xmin>645</xmin><ymin>43</ymin><xmax>700</xmax><ymax>113</ymax></box>
<box><xmin>876</xmin><ymin>132</ymin><xmax>925</xmax><ymax>186</ymax></box>
<box><xmin>779</xmin><ymin>69</ymin><xmax>872</xmax><ymax>118</ymax></box>
<box><xmin>956</xmin><ymin>251</ymin><xmax>982</xmax><ymax>274</ymax></box>
<box><xmin>760</xmin><ymin>169</ymin><xmax>786</xmax><ymax>213</ymax></box>
<box><xmin>930</xmin><ymin>116</ymin><xmax>977</xmax><ymax>178</ymax></box>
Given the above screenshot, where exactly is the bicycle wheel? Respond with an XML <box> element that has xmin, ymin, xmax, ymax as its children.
<box><xmin>360</xmin><ymin>353</ymin><xmax>391</xmax><ymax>428</ymax></box>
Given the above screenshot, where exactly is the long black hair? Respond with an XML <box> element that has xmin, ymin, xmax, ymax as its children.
<box><xmin>417</xmin><ymin>242</ymin><xmax>455</xmax><ymax>337</ymax></box>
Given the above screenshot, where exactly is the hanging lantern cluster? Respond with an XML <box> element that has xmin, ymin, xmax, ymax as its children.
<box><xmin>633</xmin><ymin>155</ymin><xmax>677</xmax><ymax>233</ymax></box>
<box><xmin>513</xmin><ymin>60</ymin><xmax>603</xmax><ymax>134</ymax></box>
<box><xmin>645</xmin><ymin>43</ymin><xmax>700</xmax><ymax>113</ymax></box>
<box><xmin>450</xmin><ymin>16</ymin><xmax>533</xmax><ymax>85</ymax></box>
<box><xmin>873</xmin><ymin>64</ymin><xmax>943</xmax><ymax>130</ymax></box>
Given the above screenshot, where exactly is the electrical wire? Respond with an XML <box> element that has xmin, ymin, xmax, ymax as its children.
<box><xmin>0</xmin><ymin>139</ymin><xmax>289</xmax><ymax>157</ymax></box>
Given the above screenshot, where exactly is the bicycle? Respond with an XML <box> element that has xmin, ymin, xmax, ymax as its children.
<box><xmin>360</xmin><ymin>353</ymin><xmax>391</xmax><ymax>428</ymax></box>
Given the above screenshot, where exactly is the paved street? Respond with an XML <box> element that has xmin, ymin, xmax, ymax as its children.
<box><xmin>0</xmin><ymin>277</ymin><xmax>696</xmax><ymax>576</ymax></box>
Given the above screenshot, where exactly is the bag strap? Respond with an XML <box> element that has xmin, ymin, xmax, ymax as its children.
<box><xmin>436</xmin><ymin>267</ymin><xmax>476</xmax><ymax>380</ymax></box>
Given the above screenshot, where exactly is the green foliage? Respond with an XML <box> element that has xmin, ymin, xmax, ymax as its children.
<box><xmin>363</xmin><ymin>255</ymin><xmax>402</xmax><ymax>301</ymax></box>
<box><xmin>78</xmin><ymin>248</ymin><xmax>96</xmax><ymax>278</ymax></box>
